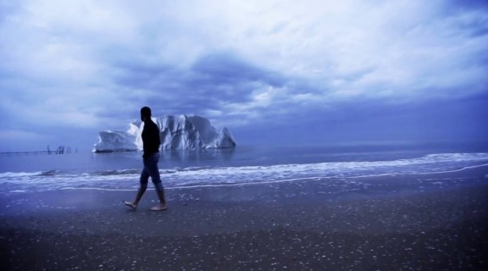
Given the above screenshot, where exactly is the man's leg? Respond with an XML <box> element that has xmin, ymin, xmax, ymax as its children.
<box><xmin>124</xmin><ymin>166</ymin><xmax>149</xmax><ymax>209</ymax></box>
<box><xmin>146</xmin><ymin>154</ymin><xmax>167</xmax><ymax>210</ymax></box>
<box><xmin>134</xmin><ymin>180</ymin><xmax>148</xmax><ymax>207</ymax></box>
<box><xmin>153</xmin><ymin>182</ymin><xmax>167</xmax><ymax>209</ymax></box>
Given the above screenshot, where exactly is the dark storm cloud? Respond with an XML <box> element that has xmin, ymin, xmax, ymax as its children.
<box><xmin>110</xmin><ymin>51</ymin><xmax>292</xmax><ymax>117</ymax></box>
<box><xmin>451</xmin><ymin>11</ymin><xmax>488</xmax><ymax>38</ymax></box>
<box><xmin>190</xmin><ymin>52</ymin><xmax>286</xmax><ymax>88</ymax></box>
<box><xmin>113</xmin><ymin>61</ymin><xmax>178</xmax><ymax>89</ymax></box>
<box><xmin>439</xmin><ymin>0</ymin><xmax>488</xmax><ymax>38</ymax></box>
<box><xmin>447</xmin><ymin>0</ymin><xmax>488</xmax><ymax>10</ymax></box>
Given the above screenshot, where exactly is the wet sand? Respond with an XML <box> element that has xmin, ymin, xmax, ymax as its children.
<box><xmin>1</xmin><ymin>166</ymin><xmax>488</xmax><ymax>270</ymax></box>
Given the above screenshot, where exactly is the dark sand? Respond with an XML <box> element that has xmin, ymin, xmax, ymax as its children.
<box><xmin>1</xmin><ymin>166</ymin><xmax>488</xmax><ymax>270</ymax></box>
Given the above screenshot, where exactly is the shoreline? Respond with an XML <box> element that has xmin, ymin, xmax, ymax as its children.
<box><xmin>1</xmin><ymin>166</ymin><xmax>487</xmax><ymax>270</ymax></box>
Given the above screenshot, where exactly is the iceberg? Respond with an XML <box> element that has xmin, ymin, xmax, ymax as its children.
<box><xmin>92</xmin><ymin>122</ymin><xmax>140</xmax><ymax>153</ymax></box>
<box><xmin>93</xmin><ymin>115</ymin><xmax>236</xmax><ymax>152</ymax></box>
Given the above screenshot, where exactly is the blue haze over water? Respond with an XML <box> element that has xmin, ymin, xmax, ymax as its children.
<box><xmin>1</xmin><ymin>142</ymin><xmax>488</xmax><ymax>194</ymax></box>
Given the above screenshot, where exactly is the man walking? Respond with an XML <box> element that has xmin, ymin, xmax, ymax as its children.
<box><xmin>124</xmin><ymin>106</ymin><xmax>167</xmax><ymax>211</ymax></box>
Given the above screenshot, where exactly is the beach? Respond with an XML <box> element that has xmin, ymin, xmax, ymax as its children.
<box><xmin>1</xmin><ymin>166</ymin><xmax>487</xmax><ymax>270</ymax></box>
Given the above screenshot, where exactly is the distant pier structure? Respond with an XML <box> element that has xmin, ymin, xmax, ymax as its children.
<box><xmin>47</xmin><ymin>145</ymin><xmax>72</xmax><ymax>154</ymax></box>
<box><xmin>0</xmin><ymin>145</ymin><xmax>76</xmax><ymax>156</ymax></box>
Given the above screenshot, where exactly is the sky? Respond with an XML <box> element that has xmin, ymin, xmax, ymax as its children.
<box><xmin>1</xmin><ymin>0</ymin><xmax>487</xmax><ymax>152</ymax></box>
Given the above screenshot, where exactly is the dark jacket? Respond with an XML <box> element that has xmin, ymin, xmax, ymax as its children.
<box><xmin>142</xmin><ymin>119</ymin><xmax>161</xmax><ymax>157</ymax></box>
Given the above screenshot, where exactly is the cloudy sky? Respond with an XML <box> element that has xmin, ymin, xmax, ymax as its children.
<box><xmin>1</xmin><ymin>0</ymin><xmax>487</xmax><ymax>151</ymax></box>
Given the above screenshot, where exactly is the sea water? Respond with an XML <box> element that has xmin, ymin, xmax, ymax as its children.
<box><xmin>1</xmin><ymin>142</ymin><xmax>488</xmax><ymax>194</ymax></box>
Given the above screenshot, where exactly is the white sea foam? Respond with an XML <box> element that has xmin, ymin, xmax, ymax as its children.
<box><xmin>1</xmin><ymin>152</ymin><xmax>487</xmax><ymax>193</ymax></box>
<box><xmin>0</xmin><ymin>171</ymin><xmax>44</xmax><ymax>178</ymax></box>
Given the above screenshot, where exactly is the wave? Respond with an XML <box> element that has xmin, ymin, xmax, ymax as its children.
<box><xmin>95</xmin><ymin>169</ymin><xmax>140</xmax><ymax>176</ymax></box>
<box><xmin>0</xmin><ymin>171</ymin><xmax>45</xmax><ymax>178</ymax></box>
<box><xmin>1</xmin><ymin>152</ymin><xmax>488</xmax><ymax>193</ymax></box>
<box><xmin>38</xmin><ymin>170</ymin><xmax>58</xmax><ymax>176</ymax></box>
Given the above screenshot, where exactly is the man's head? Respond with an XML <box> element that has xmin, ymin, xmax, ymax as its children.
<box><xmin>140</xmin><ymin>106</ymin><xmax>152</xmax><ymax>122</ymax></box>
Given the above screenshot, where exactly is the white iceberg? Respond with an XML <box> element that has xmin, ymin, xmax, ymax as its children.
<box><xmin>92</xmin><ymin>122</ymin><xmax>140</xmax><ymax>153</ymax></box>
<box><xmin>93</xmin><ymin>115</ymin><xmax>236</xmax><ymax>152</ymax></box>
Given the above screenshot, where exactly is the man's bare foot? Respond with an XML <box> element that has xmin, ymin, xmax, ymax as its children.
<box><xmin>150</xmin><ymin>203</ymin><xmax>167</xmax><ymax>211</ymax></box>
<box><xmin>123</xmin><ymin>201</ymin><xmax>137</xmax><ymax>210</ymax></box>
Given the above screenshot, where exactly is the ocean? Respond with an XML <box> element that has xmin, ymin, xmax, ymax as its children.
<box><xmin>1</xmin><ymin>142</ymin><xmax>488</xmax><ymax>194</ymax></box>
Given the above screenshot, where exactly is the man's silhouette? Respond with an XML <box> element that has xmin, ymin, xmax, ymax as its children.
<box><xmin>124</xmin><ymin>106</ymin><xmax>167</xmax><ymax>211</ymax></box>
